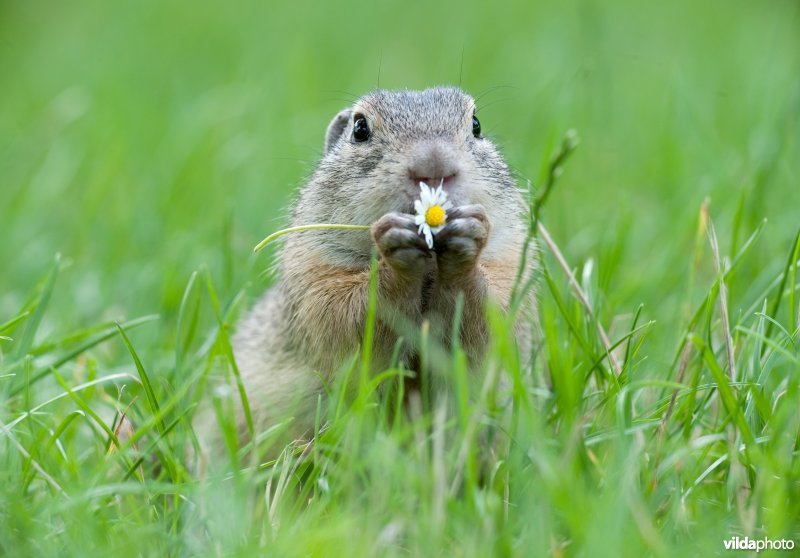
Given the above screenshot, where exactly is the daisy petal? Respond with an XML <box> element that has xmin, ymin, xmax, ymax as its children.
<box><xmin>422</xmin><ymin>228</ymin><xmax>434</xmax><ymax>249</ymax></box>
<box><xmin>420</xmin><ymin>185</ymin><xmax>433</xmax><ymax>205</ymax></box>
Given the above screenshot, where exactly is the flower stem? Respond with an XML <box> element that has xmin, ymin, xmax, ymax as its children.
<box><xmin>253</xmin><ymin>224</ymin><xmax>371</xmax><ymax>253</ymax></box>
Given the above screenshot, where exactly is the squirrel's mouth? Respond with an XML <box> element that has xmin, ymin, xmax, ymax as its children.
<box><xmin>408</xmin><ymin>172</ymin><xmax>459</xmax><ymax>190</ymax></box>
<box><xmin>405</xmin><ymin>173</ymin><xmax>463</xmax><ymax>203</ymax></box>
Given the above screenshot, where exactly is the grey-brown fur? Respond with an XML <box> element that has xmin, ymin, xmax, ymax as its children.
<box><xmin>198</xmin><ymin>87</ymin><xmax>536</xmax><ymax>458</ymax></box>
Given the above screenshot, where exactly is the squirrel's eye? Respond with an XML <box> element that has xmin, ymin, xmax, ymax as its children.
<box><xmin>472</xmin><ymin>115</ymin><xmax>481</xmax><ymax>138</ymax></box>
<box><xmin>353</xmin><ymin>115</ymin><xmax>370</xmax><ymax>142</ymax></box>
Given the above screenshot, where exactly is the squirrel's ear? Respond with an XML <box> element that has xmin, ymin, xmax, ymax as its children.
<box><xmin>324</xmin><ymin>109</ymin><xmax>352</xmax><ymax>154</ymax></box>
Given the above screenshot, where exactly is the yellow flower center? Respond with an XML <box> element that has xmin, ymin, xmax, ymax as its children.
<box><xmin>425</xmin><ymin>205</ymin><xmax>446</xmax><ymax>228</ymax></box>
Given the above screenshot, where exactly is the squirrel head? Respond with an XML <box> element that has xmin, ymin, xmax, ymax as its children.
<box><xmin>289</xmin><ymin>87</ymin><xmax>525</xmax><ymax>266</ymax></box>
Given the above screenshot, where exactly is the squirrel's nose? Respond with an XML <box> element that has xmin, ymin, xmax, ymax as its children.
<box><xmin>407</xmin><ymin>142</ymin><xmax>460</xmax><ymax>188</ymax></box>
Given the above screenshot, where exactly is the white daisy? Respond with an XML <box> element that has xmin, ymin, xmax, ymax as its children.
<box><xmin>414</xmin><ymin>181</ymin><xmax>453</xmax><ymax>249</ymax></box>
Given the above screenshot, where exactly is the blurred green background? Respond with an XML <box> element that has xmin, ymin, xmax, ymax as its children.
<box><xmin>1</xmin><ymin>0</ymin><xmax>798</xmax><ymax>362</ymax></box>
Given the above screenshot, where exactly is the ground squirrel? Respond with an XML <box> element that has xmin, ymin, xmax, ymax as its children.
<box><xmin>201</xmin><ymin>87</ymin><xmax>536</xmax><ymax>457</ymax></box>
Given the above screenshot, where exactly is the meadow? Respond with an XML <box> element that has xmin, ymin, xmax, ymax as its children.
<box><xmin>1</xmin><ymin>0</ymin><xmax>799</xmax><ymax>556</ymax></box>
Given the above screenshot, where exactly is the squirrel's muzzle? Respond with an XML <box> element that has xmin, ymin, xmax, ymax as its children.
<box><xmin>407</xmin><ymin>141</ymin><xmax>460</xmax><ymax>189</ymax></box>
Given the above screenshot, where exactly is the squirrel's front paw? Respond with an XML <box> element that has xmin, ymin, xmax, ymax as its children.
<box><xmin>371</xmin><ymin>212</ymin><xmax>431</xmax><ymax>275</ymax></box>
<box><xmin>434</xmin><ymin>204</ymin><xmax>491</xmax><ymax>282</ymax></box>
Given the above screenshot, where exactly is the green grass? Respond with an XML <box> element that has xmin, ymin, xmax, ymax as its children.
<box><xmin>1</xmin><ymin>0</ymin><xmax>799</xmax><ymax>556</ymax></box>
